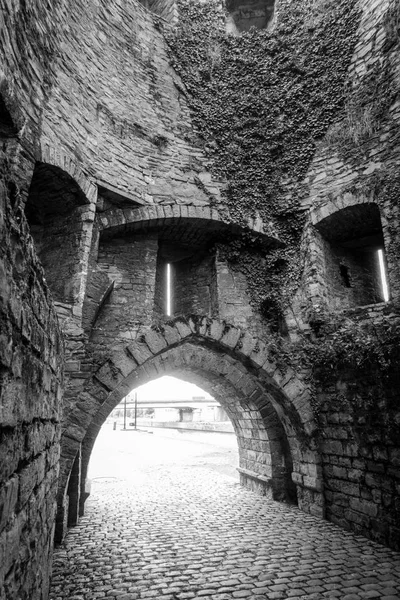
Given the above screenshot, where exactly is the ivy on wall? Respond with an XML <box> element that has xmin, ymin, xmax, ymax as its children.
<box><xmin>166</xmin><ymin>0</ymin><xmax>361</xmax><ymax>317</ymax></box>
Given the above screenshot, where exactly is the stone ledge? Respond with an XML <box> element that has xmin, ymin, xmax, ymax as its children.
<box><xmin>237</xmin><ymin>467</ymin><xmax>272</xmax><ymax>485</ymax></box>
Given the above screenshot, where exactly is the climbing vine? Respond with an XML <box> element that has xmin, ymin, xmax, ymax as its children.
<box><xmin>166</xmin><ymin>0</ymin><xmax>361</xmax><ymax>316</ymax></box>
<box><xmin>301</xmin><ymin>310</ymin><xmax>400</xmax><ymax>377</ymax></box>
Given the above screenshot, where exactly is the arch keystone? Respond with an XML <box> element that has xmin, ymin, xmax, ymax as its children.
<box><xmin>197</xmin><ymin>316</ymin><xmax>210</xmax><ymax>336</ymax></box>
<box><xmin>186</xmin><ymin>316</ymin><xmax>200</xmax><ymax>334</ymax></box>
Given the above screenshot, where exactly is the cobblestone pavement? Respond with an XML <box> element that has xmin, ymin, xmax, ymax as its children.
<box><xmin>50</xmin><ymin>431</ymin><xmax>400</xmax><ymax>600</ymax></box>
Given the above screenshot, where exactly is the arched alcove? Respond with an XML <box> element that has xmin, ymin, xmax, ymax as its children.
<box><xmin>25</xmin><ymin>162</ymin><xmax>92</xmax><ymax>304</ymax></box>
<box><xmin>84</xmin><ymin>207</ymin><xmax>281</xmax><ymax>342</ymax></box>
<box><xmin>313</xmin><ymin>202</ymin><xmax>389</xmax><ymax>308</ymax></box>
<box><xmin>226</xmin><ymin>0</ymin><xmax>276</xmax><ymax>34</ymax></box>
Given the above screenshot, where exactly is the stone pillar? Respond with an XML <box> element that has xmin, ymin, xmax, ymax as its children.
<box><xmin>67</xmin><ymin>447</ymin><xmax>82</xmax><ymax>527</ymax></box>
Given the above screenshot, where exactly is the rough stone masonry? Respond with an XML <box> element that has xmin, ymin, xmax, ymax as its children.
<box><xmin>0</xmin><ymin>0</ymin><xmax>400</xmax><ymax>598</ymax></box>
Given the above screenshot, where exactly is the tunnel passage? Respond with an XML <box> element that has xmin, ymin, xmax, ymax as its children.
<box><xmin>56</xmin><ymin>316</ymin><xmax>321</xmax><ymax>542</ymax></box>
<box><xmin>78</xmin><ymin>352</ymin><xmax>297</xmax><ymax>518</ymax></box>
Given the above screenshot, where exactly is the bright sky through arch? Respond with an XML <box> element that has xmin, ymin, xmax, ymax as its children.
<box><xmin>128</xmin><ymin>375</ymin><xmax>214</xmax><ymax>401</ymax></box>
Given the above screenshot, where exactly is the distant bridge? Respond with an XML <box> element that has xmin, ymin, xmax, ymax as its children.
<box><xmin>117</xmin><ymin>396</ymin><xmax>220</xmax><ymax>410</ymax></box>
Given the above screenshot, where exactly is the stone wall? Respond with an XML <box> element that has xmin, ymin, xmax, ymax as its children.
<box><xmin>89</xmin><ymin>234</ymin><xmax>159</xmax><ymax>353</ymax></box>
<box><xmin>1</xmin><ymin>1</ymin><xmax>67</xmax><ymax>597</ymax></box>
<box><xmin>148</xmin><ymin>0</ymin><xmax>179</xmax><ymax>24</ymax></box>
<box><xmin>315</xmin><ymin>304</ymin><xmax>400</xmax><ymax>550</ymax></box>
<box><xmin>0</xmin><ymin>178</ymin><xmax>63</xmax><ymax>598</ymax></box>
<box><xmin>1</xmin><ymin>4</ymin><xmax>400</xmax><ymax>600</ymax></box>
<box><xmin>303</xmin><ymin>0</ymin><xmax>400</xmax><ymax>308</ymax></box>
<box><xmin>51</xmin><ymin>0</ymin><xmax>399</xmax><ymax>553</ymax></box>
<box><xmin>297</xmin><ymin>0</ymin><xmax>400</xmax><ymax>549</ymax></box>
<box><xmin>174</xmin><ymin>254</ymin><xmax>217</xmax><ymax>316</ymax></box>
<box><xmin>41</xmin><ymin>0</ymin><xmax>224</xmax><ymax>213</ymax></box>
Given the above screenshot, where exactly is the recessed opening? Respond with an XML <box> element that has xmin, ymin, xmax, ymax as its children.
<box><xmin>0</xmin><ymin>94</ymin><xmax>17</xmax><ymax>137</ymax></box>
<box><xmin>226</xmin><ymin>0</ymin><xmax>275</xmax><ymax>34</ymax></box>
<box><xmin>25</xmin><ymin>163</ymin><xmax>89</xmax><ymax>303</ymax></box>
<box><xmin>153</xmin><ymin>240</ymin><xmax>217</xmax><ymax>320</ymax></box>
<box><xmin>339</xmin><ymin>263</ymin><xmax>351</xmax><ymax>288</ymax></box>
<box><xmin>315</xmin><ymin>203</ymin><xmax>389</xmax><ymax>308</ymax></box>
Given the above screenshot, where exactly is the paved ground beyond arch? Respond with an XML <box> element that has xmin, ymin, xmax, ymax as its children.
<box><xmin>50</xmin><ymin>428</ymin><xmax>400</xmax><ymax>600</ymax></box>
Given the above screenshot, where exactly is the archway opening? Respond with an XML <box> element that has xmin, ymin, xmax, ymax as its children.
<box><xmin>71</xmin><ymin>352</ymin><xmax>299</xmax><ymax>535</ymax></box>
<box><xmin>88</xmin><ymin>376</ymin><xmax>239</xmax><ymax>485</ymax></box>
<box><xmin>57</xmin><ymin>325</ymin><xmax>320</xmax><ymax>544</ymax></box>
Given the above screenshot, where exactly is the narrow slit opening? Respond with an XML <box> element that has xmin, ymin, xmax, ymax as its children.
<box><xmin>166</xmin><ymin>263</ymin><xmax>171</xmax><ymax>316</ymax></box>
<box><xmin>378</xmin><ymin>249</ymin><xmax>389</xmax><ymax>302</ymax></box>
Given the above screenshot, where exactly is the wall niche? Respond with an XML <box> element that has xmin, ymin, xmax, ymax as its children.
<box><xmin>226</xmin><ymin>0</ymin><xmax>275</xmax><ymax>34</ymax></box>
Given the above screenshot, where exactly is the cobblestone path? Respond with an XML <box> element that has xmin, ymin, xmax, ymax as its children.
<box><xmin>50</xmin><ymin>435</ymin><xmax>400</xmax><ymax>600</ymax></box>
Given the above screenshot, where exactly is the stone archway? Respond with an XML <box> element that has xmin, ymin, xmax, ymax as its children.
<box><xmin>56</xmin><ymin>316</ymin><xmax>322</xmax><ymax>541</ymax></box>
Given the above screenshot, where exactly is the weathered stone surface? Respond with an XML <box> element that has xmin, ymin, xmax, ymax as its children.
<box><xmin>0</xmin><ymin>174</ymin><xmax>63</xmax><ymax>600</ymax></box>
<box><xmin>127</xmin><ymin>341</ymin><xmax>154</xmax><ymax>365</ymax></box>
<box><xmin>49</xmin><ymin>449</ymin><xmax>400</xmax><ymax>600</ymax></box>
<box><xmin>143</xmin><ymin>330</ymin><xmax>167</xmax><ymax>354</ymax></box>
<box><xmin>1</xmin><ymin>0</ymin><xmax>400</xmax><ymax>597</ymax></box>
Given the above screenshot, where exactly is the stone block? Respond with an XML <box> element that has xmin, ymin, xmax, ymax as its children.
<box><xmin>220</xmin><ymin>326</ymin><xmax>241</xmax><ymax>349</ymax></box>
<box><xmin>95</xmin><ymin>361</ymin><xmax>124</xmax><ymax>391</ymax></box>
<box><xmin>344</xmin><ymin>508</ymin><xmax>369</xmax><ymax>528</ymax></box>
<box><xmin>173</xmin><ymin>319</ymin><xmax>192</xmax><ymax>339</ymax></box>
<box><xmin>18</xmin><ymin>454</ymin><xmax>46</xmax><ymax>509</ymax></box>
<box><xmin>236</xmin><ymin>331</ymin><xmax>256</xmax><ymax>356</ymax></box>
<box><xmin>144</xmin><ymin>330</ymin><xmax>167</xmax><ymax>354</ymax></box>
<box><xmin>0</xmin><ymin>476</ymin><xmax>19</xmax><ymax>534</ymax></box>
<box><xmin>110</xmin><ymin>350</ymin><xmax>136</xmax><ymax>377</ymax></box>
<box><xmin>162</xmin><ymin>325</ymin><xmax>180</xmax><ymax>345</ymax></box>
<box><xmin>349</xmin><ymin>497</ymin><xmax>378</xmax><ymax>517</ymax></box>
<box><xmin>321</xmin><ymin>440</ymin><xmax>343</xmax><ymax>455</ymax></box>
<box><xmin>127</xmin><ymin>340</ymin><xmax>154</xmax><ymax>364</ymax></box>
<box><xmin>303</xmin><ymin>476</ymin><xmax>323</xmax><ymax>492</ymax></box>
<box><xmin>249</xmin><ymin>341</ymin><xmax>271</xmax><ymax>370</ymax></box>
<box><xmin>83</xmin><ymin>379</ymin><xmax>108</xmax><ymax>403</ymax></box>
<box><xmin>208</xmin><ymin>319</ymin><xmax>224</xmax><ymax>341</ymax></box>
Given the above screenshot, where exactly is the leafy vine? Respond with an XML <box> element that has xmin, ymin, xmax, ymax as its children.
<box><xmin>166</xmin><ymin>0</ymin><xmax>361</xmax><ymax>315</ymax></box>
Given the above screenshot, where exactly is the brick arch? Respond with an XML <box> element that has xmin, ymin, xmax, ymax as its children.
<box><xmin>98</xmin><ymin>203</ymin><xmax>280</xmax><ymax>244</ymax></box>
<box><xmin>310</xmin><ymin>192</ymin><xmax>378</xmax><ymax>227</ymax></box>
<box><xmin>56</xmin><ymin>316</ymin><xmax>322</xmax><ymax>541</ymax></box>
<box><xmin>80</xmin><ymin>343</ymin><xmax>298</xmax><ymax>506</ymax></box>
